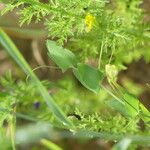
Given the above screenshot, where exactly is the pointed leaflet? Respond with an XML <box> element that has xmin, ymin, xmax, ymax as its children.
<box><xmin>106</xmin><ymin>95</ymin><xmax>150</xmax><ymax>123</ymax></box>
<box><xmin>106</xmin><ymin>92</ymin><xmax>140</xmax><ymax>118</ymax></box>
<box><xmin>123</xmin><ymin>92</ymin><xmax>150</xmax><ymax>124</ymax></box>
<box><xmin>105</xmin><ymin>100</ymin><xmax>129</xmax><ymax>118</ymax></box>
<box><xmin>123</xmin><ymin>93</ymin><xmax>139</xmax><ymax>118</ymax></box>
<box><xmin>73</xmin><ymin>64</ymin><xmax>103</xmax><ymax>93</ymax></box>
<box><xmin>47</xmin><ymin>40</ymin><xmax>77</xmax><ymax>72</ymax></box>
<box><xmin>46</xmin><ymin>40</ymin><xmax>103</xmax><ymax>93</ymax></box>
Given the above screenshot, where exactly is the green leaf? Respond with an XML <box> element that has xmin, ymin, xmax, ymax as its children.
<box><xmin>0</xmin><ymin>28</ymin><xmax>73</xmax><ymax>127</ymax></box>
<box><xmin>123</xmin><ymin>93</ymin><xmax>139</xmax><ymax>118</ymax></box>
<box><xmin>47</xmin><ymin>40</ymin><xmax>77</xmax><ymax>72</ymax></box>
<box><xmin>73</xmin><ymin>64</ymin><xmax>103</xmax><ymax>93</ymax></box>
<box><xmin>106</xmin><ymin>99</ymin><xmax>129</xmax><ymax>118</ymax></box>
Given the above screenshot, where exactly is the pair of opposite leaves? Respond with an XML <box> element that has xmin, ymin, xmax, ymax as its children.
<box><xmin>47</xmin><ymin>40</ymin><xmax>150</xmax><ymax>123</ymax></box>
<box><xmin>47</xmin><ymin>40</ymin><xmax>103</xmax><ymax>94</ymax></box>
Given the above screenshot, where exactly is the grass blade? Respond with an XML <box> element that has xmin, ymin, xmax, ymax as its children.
<box><xmin>112</xmin><ymin>138</ymin><xmax>132</xmax><ymax>150</ymax></box>
<box><xmin>0</xmin><ymin>27</ymin><xmax>73</xmax><ymax>127</ymax></box>
<box><xmin>15</xmin><ymin>123</ymin><xmax>150</xmax><ymax>145</ymax></box>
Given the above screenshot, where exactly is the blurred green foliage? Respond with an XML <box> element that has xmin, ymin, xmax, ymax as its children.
<box><xmin>0</xmin><ymin>0</ymin><xmax>150</xmax><ymax>149</ymax></box>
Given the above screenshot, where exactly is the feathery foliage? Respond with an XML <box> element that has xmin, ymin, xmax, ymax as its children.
<box><xmin>0</xmin><ymin>0</ymin><xmax>150</xmax><ymax>149</ymax></box>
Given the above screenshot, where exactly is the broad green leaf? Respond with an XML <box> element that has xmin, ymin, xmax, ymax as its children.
<box><xmin>73</xmin><ymin>64</ymin><xmax>103</xmax><ymax>93</ymax></box>
<box><xmin>112</xmin><ymin>138</ymin><xmax>132</xmax><ymax>150</ymax></box>
<box><xmin>105</xmin><ymin>100</ymin><xmax>129</xmax><ymax>118</ymax></box>
<box><xmin>47</xmin><ymin>40</ymin><xmax>77</xmax><ymax>72</ymax></box>
<box><xmin>0</xmin><ymin>28</ymin><xmax>73</xmax><ymax>127</ymax></box>
<box><xmin>123</xmin><ymin>93</ymin><xmax>139</xmax><ymax>118</ymax></box>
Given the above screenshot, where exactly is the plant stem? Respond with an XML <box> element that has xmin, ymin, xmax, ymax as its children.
<box><xmin>98</xmin><ymin>41</ymin><xmax>104</xmax><ymax>69</ymax></box>
<box><xmin>10</xmin><ymin>122</ymin><xmax>16</xmax><ymax>150</ymax></box>
<box><xmin>0</xmin><ymin>27</ymin><xmax>73</xmax><ymax>127</ymax></box>
<box><xmin>100</xmin><ymin>84</ymin><xmax>124</xmax><ymax>104</ymax></box>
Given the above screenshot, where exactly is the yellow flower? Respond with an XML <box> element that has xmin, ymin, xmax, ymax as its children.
<box><xmin>85</xmin><ymin>14</ymin><xmax>95</xmax><ymax>32</ymax></box>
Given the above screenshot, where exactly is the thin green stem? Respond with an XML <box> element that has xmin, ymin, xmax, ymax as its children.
<box><xmin>26</xmin><ymin>65</ymin><xmax>60</xmax><ymax>82</ymax></box>
<box><xmin>10</xmin><ymin>121</ymin><xmax>16</xmax><ymax>150</ymax></box>
<box><xmin>98</xmin><ymin>41</ymin><xmax>104</xmax><ymax>69</ymax></box>
<box><xmin>108</xmin><ymin>49</ymin><xmax>114</xmax><ymax>64</ymax></box>
<box><xmin>100</xmin><ymin>84</ymin><xmax>124</xmax><ymax>105</ymax></box>
<box><xmin>109</xmin><ymin>41</ymin><xmax>115</xmax><ymax>64</ymax></box>
<box><xmin>113</xmin><ymin>82</ymin><xmax>139</xmax><ymax>112</ymax></box>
